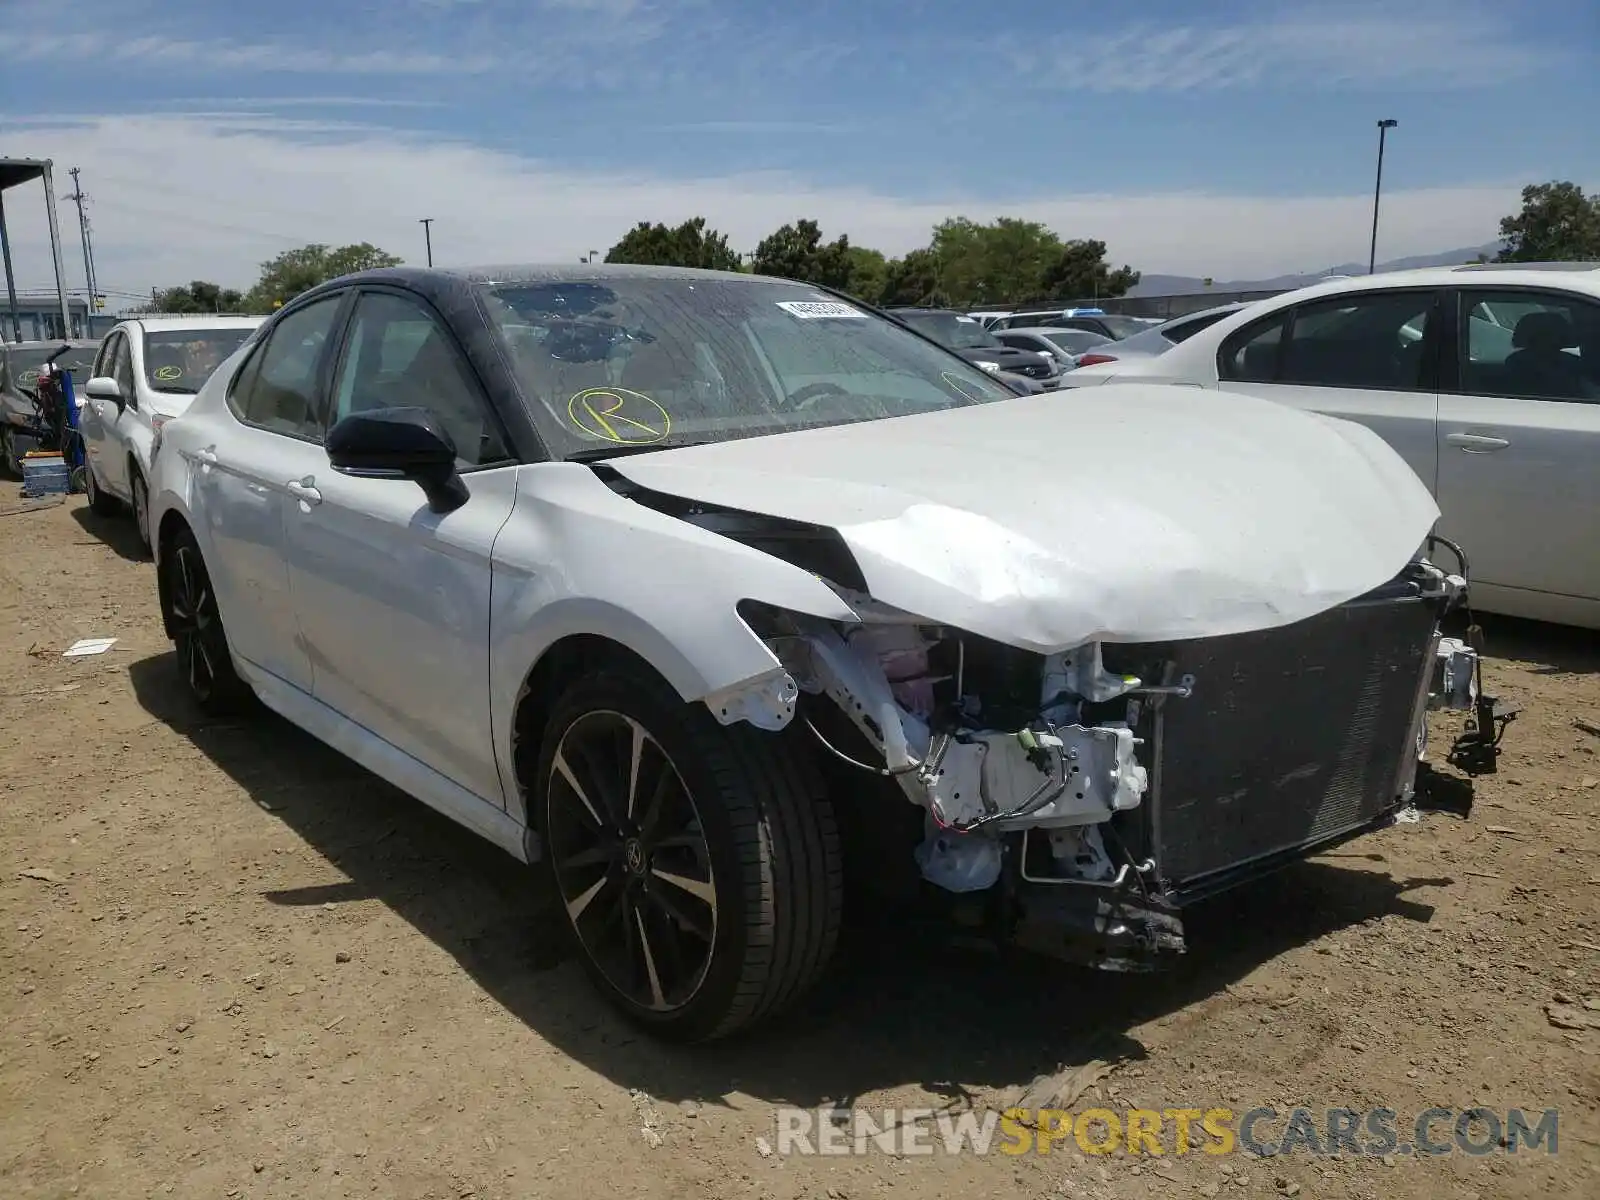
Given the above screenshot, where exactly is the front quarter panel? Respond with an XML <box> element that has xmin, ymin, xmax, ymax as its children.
<box><xmin>489</xmin><ymin>462</ymin><xmax>860</xmax><ymax>816</ymax></box>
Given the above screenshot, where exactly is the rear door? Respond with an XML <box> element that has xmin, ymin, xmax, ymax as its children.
<box><xmin>1215</xmin><ymin>288</ymin><xmax>1444</xmax><ymax>493</ymax></box>
<box><xmin>1434</xmin><ymin>285</ymin><xmax>1600</xmax><ymax>609</ymax></box>
<box><xmin>198</xmin><ymin>294</ymin><xmax>349</xmax><ymax>692</ymax></box>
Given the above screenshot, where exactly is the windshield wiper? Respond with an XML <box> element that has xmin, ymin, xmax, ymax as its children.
<box><xmin>564</xmin><ymin>440</ymin><xmax>713</xmax><ymax>463</ymax></box>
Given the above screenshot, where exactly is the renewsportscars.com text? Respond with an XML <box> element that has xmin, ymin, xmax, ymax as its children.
<box><xmin>772</xmin><ymin>1105</ymin><xmax>1560</xmax><ymax>1158</ymax></box>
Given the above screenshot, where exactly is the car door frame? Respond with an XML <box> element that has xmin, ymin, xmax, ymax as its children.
<box><xmin>81</xmin><ymin>329</ymin><xmax>123</xmax><ymax>489</ymax></box>
<box><xmin>1431</xmin><ymin>281</ymin><xmax>1600</xmax><ymax>618</ymax></box>
<box><xmin>282</xmin><ymin>280</ymin><xmax>524</xmax><ymax>806</ymax></box>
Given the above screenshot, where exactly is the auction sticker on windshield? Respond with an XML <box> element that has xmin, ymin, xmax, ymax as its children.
<box><xmin>776</xmin><ymin>300</ymin><xmax>867</xmax><ymax>320</ymax></box>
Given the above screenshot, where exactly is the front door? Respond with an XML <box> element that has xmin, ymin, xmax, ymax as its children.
<box><xmin>1215</xmin><ymin>288</ymin><xmax>1444</xmax><ymax>493</ymax></box>
<box><xmin>1436</xmin><ymin>286</ymin><xmax>1600</xmax><ymax>608</ymax></box>
<box><xmin>282</xmin><ymin>287</ymin><xmax>519</xmax><ymax>805</ymax></box>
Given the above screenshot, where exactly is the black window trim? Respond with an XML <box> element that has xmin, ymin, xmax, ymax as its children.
<box><xmin>326</xmin><ymin>283</ymin><xmax>522</xmax><ymax>472</ymax></box>
<box><xmin>1217</xmin><ymin>286</ymin><xmax>1445</xmax><ymax>393</ymax></box>
<box><xmin>1445</xmin><ymin>283</ymin><xmax>1599</xmax><ymax>404</ymax></box>
<box><xmin>225</xmin><ymin>290</ymin><xmax>356</xmax><ymax>445</ymax></box>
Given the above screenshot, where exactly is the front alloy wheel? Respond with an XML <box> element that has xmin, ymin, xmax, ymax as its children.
<box><xmin>547</xmin><ymin>711</ymin><xmax>718</xmax><ymax>1013</ymax></box>
<box><xmin>536</xmin><ymin>670</ymin><xmax>842</xmax><ymax>1041</ymax></box>
<box><xmin>129</xmin><ymin>471</ymin><xmax>152</xmax><ymax>555</ymax></box>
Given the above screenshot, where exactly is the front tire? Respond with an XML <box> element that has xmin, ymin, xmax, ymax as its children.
<box><xmin>84</xmin><ymin>460</ymin><xmax>121</xmax><ymax>515</ymax></box>
<box><xmin>0</xmin><ymin>426</ymin><xmax>21</xmax><ymax>477</ymax></box>
<box><xmin>162</xmin><ymin>527</ymin><xmax>251</xmax><ymax>715</ymax></box>
<box><xmin>536</xmin><ymin>669</ymin><xmax>842</xmax><ymax>1041</ymax></box>
<box><xmin>129</xmin><ymin>469</ymin><xmax>153</xmax><ymax>555</ymax></box>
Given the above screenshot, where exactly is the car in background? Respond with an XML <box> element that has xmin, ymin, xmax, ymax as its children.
<box><xmin>0</xmin><ymin>339</ymin><xmax>99</xmax><ymax>474</ymax></box>
<box><xmin>1061</xmin><ymin>264</ymin><xmax>1600</xmax><ymax>627</ymax></box>
<box><xmin>992</xmin><ymin>326</ymin><xmax>1115</xmax><ymax>369</ymax></box>
<box><xmin>80</xmin><ymin>315</ymin><xmax>264</xmax><ymax>551</ymax></box>
<box><xmin>967</xmin><ymin>310</ymin><xmax>1012</xmax><ymax>329</ymax></box>
<box><xmin>990</xmin><ymin>307</ymin><xmax>1159</xmax><ymax>340</ymax></box>
<box><xmin>146</xmin><ymin>263</ymin><xmax>1481</xmax><ymax>1040</ymax></box>
<box><xmin>884</xmin><ymin>306</ymin><xmax>1062</xmax><ymax>388</ymax></box>
<box><xmin>1051</xmin><ymin>302</ymin><xmax>1257</xmax><ymax>369</ymax></box>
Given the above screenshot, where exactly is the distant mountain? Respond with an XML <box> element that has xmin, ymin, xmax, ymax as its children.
<box><xmin>1127</xmin><ymin>243</ymin><xmax>1501</xmax><ymax>298</ymax></box>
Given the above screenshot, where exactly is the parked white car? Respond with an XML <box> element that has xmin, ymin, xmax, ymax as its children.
<box><xmin>80</xmin><ymin>315</ymin><xmax>264</xmax><ymax>550</ymax></box>
<box><xmin>146</xmin><ymin>265</ymin><xmax>1489</xmax><ymax>1040</ymax></box>
<box><xmin>1063</xmin><ymin>264</ymin><xmax>1600</xmax><ymax>628</ymax></box>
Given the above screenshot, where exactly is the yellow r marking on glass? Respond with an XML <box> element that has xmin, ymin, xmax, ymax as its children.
<box><xmin>567</xmin><ymin>387</ymin><xmax>671</xmax><ymax>444</ymax></box>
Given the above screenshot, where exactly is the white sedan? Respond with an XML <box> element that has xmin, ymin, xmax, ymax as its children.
<box><xmin>1062</xmin><ymin>265</ymin><xmax>1600</xmax><ymax>628</ymax></box>
<box><xmin>79</xmin><ymin>315</ymin><xmax>263</xmax><ymax>551</ymax></box>
<box><xmin>146</xmin><ymin>265</ymin><xmax>1485</xmax><ymax>1040</ymax></box>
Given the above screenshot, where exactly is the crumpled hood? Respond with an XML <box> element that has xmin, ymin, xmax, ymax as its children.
<box><xmin>606</xmin><ymin>385</ymin><xmax>1441</xmax><ymax>651</ymax></box>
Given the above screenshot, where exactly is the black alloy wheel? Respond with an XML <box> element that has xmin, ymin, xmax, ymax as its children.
<box><xmin>536</xmin><ymin>669</ymin><xmax>842</xmax><ymax>1041</ymax></box>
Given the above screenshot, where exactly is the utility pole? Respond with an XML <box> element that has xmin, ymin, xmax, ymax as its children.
<box><xmin>419</xmin><ymin>217</ymin><xmax>434</xmax><ymax>268</ymax></box>
<box><xmin>1368</xmin><ymin>119</ymin><xmax>1398</xmax><ymax>275</ymax></box>
<box><xmin>67</xmin><ymin>167</ymin><xmax>99</xmax><ymax>315</ymax></box>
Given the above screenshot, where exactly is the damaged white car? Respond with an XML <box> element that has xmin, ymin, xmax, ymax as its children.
<box><xmin>146</xmin><ymin>265</ymin><xmax>1508</xmax><ymax>1041</ymax></box>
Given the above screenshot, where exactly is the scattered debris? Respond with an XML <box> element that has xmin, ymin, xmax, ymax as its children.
<box><xmin>1464</xmin><ymin>870</ymin><xmax>1501</xmax><ymax>880</ymax></box>
<box><xmin>754</xmin><ymin>1136</ymin><xmax>773</xmax><ymax>1159</ymax></box>
<box><xmin>334</xmin><ymin>951</ymin><xmax>352</xmax><ymax>964</ymax></box>
<box><xmin>1008</xmin><ymin>1058</ymin><xmax>1117</xmax><ymax>1112</ymax></box>
<box><xmin>63</xmin><ymin>637</ymin><xmax>118</xmax><ymax>658</ymax></box>
<box><xmin>18</xmin><ymin>868</ymin><xmax>62</xmax><ymax>883</ymax></box>
<box><xmin>324</xmin><ymin>1015</ymin><xmax>345</xmax><ymax>1031</ymax></box>
<box><xmin>1485</xmin><ymin>825</ymin><xmax>1519</xmax><ymax>836</ymax></box>
<box><xmin>1545</xmin><ymin>1004</ymin><xmax>1599</xmax><ymax>1032</ymax></box>
<box><xmin>1575</xmin><ymin>716</ymin><xmax>1600</xmax><ymax>739</ymax></box>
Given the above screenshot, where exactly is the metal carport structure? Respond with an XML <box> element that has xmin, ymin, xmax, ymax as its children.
<box><xmin>0</xmin><ymin>158</ymin><xmax>72</xmax><ymax>344</ymax></box>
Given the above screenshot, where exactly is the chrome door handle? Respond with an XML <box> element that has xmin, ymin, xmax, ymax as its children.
<box><xmin>1445</xmin><ymin>432</ymin><xmax>1510</xmax><ymax>453</ymax></box>
<box><xmin>194</xmin><ymin>447</ymin><xmax>218</xmax><ymax>467</ymax></box>
<box><xmin>286</xmin><ymin>479</ymin><xmax>322</xmax><ymax>506</ymax></box>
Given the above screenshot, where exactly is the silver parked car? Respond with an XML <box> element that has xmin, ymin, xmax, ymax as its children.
<box><xmin>992</xmin><ymin>326</ymin><xmax>1115</xmax><ymax>369</ymax></box>
<box><xmin>1063</xmin><ymin>265</ymin><xmax>1600</xmax><ymax>628</ymax></box>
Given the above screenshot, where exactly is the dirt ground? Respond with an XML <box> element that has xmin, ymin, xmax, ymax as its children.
<box><xmin>2</xmin><ymin>492</ymin><xmax>1597</xmax><ymax>1200</ymax></box>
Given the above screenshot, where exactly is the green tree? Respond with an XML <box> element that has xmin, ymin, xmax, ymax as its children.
<box><xmin>751</xmin><ymin>218</ymin><xmax>853</xmax><ymax>289</ymax></box>
<box><xmin>843</xmin><ymin>246</ymin><xmax>889</xmax><ymax>305</ymax></box>
<box><xmin>1040</xmin><ymin>239</ymin><xmax>1141</xmax><ymax>302</ymax></box>
<box><xmin>138</xmin><ymin>280</ymin><xmax>245</xmax><ymax>314</ymax></box>
<box><xmin>1496</xmin><ymin>181</ymin><xmax>1600</xmax><ymax>262</ymax></box>
<box><xmin>929</xmin><ymin>217</ymin><xmax>1064</xmax><ymax>308</ymax></box>
<box><xmin>879</xmin><ymin>248</ymin><xmax>947</xmax><ymax>307</ymax></box>
<box><xmin>604</xmin><ymin>217</ymin><xmax>742</xmax><ymax>270</ymax></box>
<box><xmin>243</xmin><ymin>242</ymin><xmax>402</xmax><ymax>312</ymax></box>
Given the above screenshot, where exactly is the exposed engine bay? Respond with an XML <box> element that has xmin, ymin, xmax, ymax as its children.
<box><xmin>602</xmin><ymin>467</ymin><xmax>1514</xmax><ymax>970</ymax></box>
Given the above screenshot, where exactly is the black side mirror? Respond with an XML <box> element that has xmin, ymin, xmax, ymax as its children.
<box><xmin>326</xmin><ymin>406</ymin><xmax>468</xmax><ymax>513</ymax></box>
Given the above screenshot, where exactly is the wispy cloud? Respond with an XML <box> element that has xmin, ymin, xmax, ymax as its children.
<box><xmin>1011</xmin><ymin>5</ymin><xmax>1548</xmax><ymax>91</ymax></box>
<box><xmin>0</xmin><ymin>113</ymin><xmax>1537</xmax><ymax>299</ymax></box>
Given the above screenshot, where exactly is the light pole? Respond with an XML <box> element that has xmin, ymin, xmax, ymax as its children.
<box><xmin>419</xmin><ymin>217</ymin><xmax>434</xmax><ymax>267</ymax></box>
<box><xmin>1368</xmin><ymin>119</ymin><xmax>1398</xmax><ymax>274</ymax></box>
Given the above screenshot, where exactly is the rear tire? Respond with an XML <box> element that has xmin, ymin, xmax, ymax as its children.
<box><xmin>535</xmin><ymin>667</ymin><xmax>842</xmax><ymax>1041</ymax></box>
<box><xmin>162</xmin><ymin>527</ymin><xmax>252</xmax><ymax>716</ymax></box>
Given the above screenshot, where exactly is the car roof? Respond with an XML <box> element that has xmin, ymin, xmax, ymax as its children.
<box><xmin>124</xmin><ymin>315</ymin><xmax>267</xmax><ymax>334</ymax></box>
<box><xmin>1275</xmin><ymin>262</ymin><xmax>1600</xmax><ymax>302</ymax></box>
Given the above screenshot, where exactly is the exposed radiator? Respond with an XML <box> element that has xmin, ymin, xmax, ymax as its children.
<box><xmin>1148</xmin><ymin>592</ymin><xmax>1437</xmax><ymax>888</ymax></box>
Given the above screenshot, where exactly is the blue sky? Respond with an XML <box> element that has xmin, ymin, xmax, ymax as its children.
<box><xmin>2</xmin><ymin>0</ymin><xmax>1596</xmax><ymax>301</ymax></box>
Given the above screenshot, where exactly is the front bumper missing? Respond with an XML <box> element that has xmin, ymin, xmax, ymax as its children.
<box><xmin>993</xmin><ymin>564</ymin><xmax>1499</xmax><ymax>970</ymax></box>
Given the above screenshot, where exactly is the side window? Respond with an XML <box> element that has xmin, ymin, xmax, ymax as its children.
<box><xmin>329</xmin><ymin>291</ymin><xmax>511</xmax><ymax>467</ymax></box>
<box><xmin>93</xmin><ymin>331</ymin><xmax>120</xmax><ymax>379</ymax></box>
<box><xmin>111</xmin><ymin>333</ymin><xmax>137</xmax><ymax>407</ymax></box>
<box><xmin>1218</xmin><ymin>312</ymin><xmax>1288</xmax><ymax>382</ymax></box>
<box><xmin>235</xmin><ymin>296</ymin><xmax>344</xmax><ymax>440</ymax></box>
<box><xmin>1459</xmin><ymin>290</ymin><xmax>1599</xmax><ymax>403</ymax></box>
<box><xmin>1279</xmin><ymin>292</ymin><xmax>1435</xmax><ymax>390</ymax></box>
